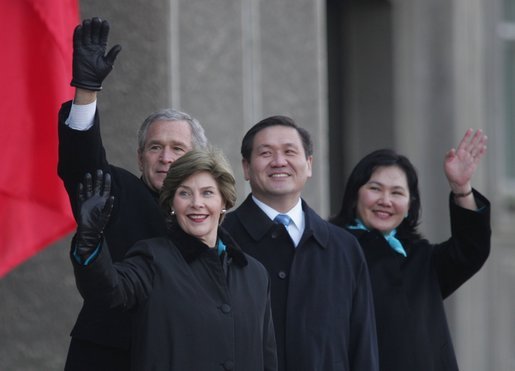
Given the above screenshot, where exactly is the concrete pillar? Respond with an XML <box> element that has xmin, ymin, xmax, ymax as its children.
<box><xmin>0</xmin><ymin>0</ymin><xmax>328</xmax><ymax>369</ymax></box>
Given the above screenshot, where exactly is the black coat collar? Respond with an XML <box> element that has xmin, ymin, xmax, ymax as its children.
<box><xmin>139</xmin><ymin>176</ymin><xmax>160</xmax><ymax>201</ymax></box>
<box><xmin>347</xmin><ymin>228</ymin><xmax>412</xmax><ymax>261</ymax></box>
<box><xmin>168</xmin><ymin>223</ymin><xmax>248</xmax><ymax>267</ymax></box>
<box><xmin>233</xmin><ymin>194</ymin><xmax>330</xmax><ymax>249</ymax></box>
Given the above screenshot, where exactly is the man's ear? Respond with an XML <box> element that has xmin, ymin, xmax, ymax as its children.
<box><xmin>242</xmin><ymin>158</ymin><xmax>250</xmax><ymax>181</ymax></box>
<box><xmin>306</xmin><ymin>155</ymin><xmax>313</xmax><ymax>178</ymax></box>
<box><xmin>137</xmin><ymin>149</ymin><xmax>144</xmax><ymax>172</ymax></box>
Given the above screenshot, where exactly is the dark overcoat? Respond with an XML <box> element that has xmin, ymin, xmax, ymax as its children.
<box><xmin>73</xmin><ymin>226</ymin><xmax>277</xmax><ymax>371</ymax></box>
<box><xmin>344</xmin><ymin>191</ymin><xmax>491</xmax><ymax>371</ymax></box>
<box><xmin>223</xmin><ymin>195</ymin><xmax>379</xmax><ymax>371</ymax></box>
<box><xmin>58</xmin><ymin>101</ymin><xmax>168</xmax><ymax>363</ymax></box>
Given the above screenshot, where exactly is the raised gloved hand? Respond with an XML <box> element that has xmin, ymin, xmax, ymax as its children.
<box><xmin>71</xmin><ymin>17</ymin><xmax>122</xmax><ymax>91</ymax></box>
<box><xmin>75</xmin><ymin>169</ymin><xmax>114</xmax><ymax>262</ymax></box>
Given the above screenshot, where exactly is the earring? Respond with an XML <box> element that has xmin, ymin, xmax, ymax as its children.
<box><xmin>170</xmin><ymin>210</ymin><xmax>175</xmax><ymax>216</ymax></box>
<box><xmin>221</xmin><ymin>209</ymin><xmax>226</xmax><ymax>214</ymax></box>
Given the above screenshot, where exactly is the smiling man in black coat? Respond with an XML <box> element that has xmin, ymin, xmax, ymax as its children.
<box><xmin>223</xmin><ymin>116</ymin><xmax>379</xmax><ymax>371</ymax></box>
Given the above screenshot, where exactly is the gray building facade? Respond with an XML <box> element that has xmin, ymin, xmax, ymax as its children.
<box><xmin>1</xmin><ymin>0</ymin><xmax>513</xmax><ymax>370</ymax></box>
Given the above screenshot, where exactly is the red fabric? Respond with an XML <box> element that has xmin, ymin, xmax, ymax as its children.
<box><xmin>0</xmin><ymin>0</ymin><xmax>79</xmax><ymax>277</ymax></box>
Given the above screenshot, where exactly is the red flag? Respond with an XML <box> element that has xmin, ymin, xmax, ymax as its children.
<box><xmin>0</xmin><ymin>0</ymin><xmax>79</xmax><ymax>277</ymax></box>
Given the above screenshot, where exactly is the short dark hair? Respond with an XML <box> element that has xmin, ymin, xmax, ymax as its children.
<box><xmin>331</xmin><ymin>149</ymin><xmax>422</xmax><ymax>240</ymax></box>
<box><xmin>160</xmin><ymin>148</ymin><xmax>236</xmax><ymax>224</ymax></box>
<box><xmin>240</xmin><ymin>115</ymin><xmax>313</xmax><ymax>161</ymax></box>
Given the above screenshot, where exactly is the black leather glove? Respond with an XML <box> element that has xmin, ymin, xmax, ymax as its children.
<box><xmin>75</xmin><ymin>169</ymin><xmax>114</xmax><ymax>262</ymax></box>
<box><xmin>70</xmin><ymin>17</ymin><xmax>122</xmax><ymax>91</ymax></box>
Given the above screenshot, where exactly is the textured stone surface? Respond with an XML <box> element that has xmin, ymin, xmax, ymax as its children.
<box><xmin>0</xmin><ymin>1</ymin><xmax>327</xmax><ymax>369</ymax></box>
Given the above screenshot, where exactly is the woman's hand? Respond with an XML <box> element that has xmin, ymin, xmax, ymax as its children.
<box><xmin>444</xmin><ymin>129</ymin><xmax>487</xmax><ymax>209</ymax></box>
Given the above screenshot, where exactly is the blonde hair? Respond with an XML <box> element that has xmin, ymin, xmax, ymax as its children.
<box><xmin>160</xmin><ymin>148</ymin><xmax>237</xmax><ymax>222</ymax></box>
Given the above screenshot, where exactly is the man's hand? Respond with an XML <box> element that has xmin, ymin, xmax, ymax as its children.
<box><xmin>71</xmin><ymin>17</ymin><xmax>122</xmax><ymax>91</ymax></box>
<box><xmin>75</xmin><ymin>169</ymin><xmax>114</xmax><ymax>261</ymax></box>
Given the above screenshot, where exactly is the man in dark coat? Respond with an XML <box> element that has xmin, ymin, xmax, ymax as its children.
<box><xmin>57</xmin><ymin>17</ymin><xmax>208</xmax><ymax>370</ymax></box>
<box><xmin>222</xmin><ymin>116</ymin><xmax>379</xmax><ymax>371</ymax></box>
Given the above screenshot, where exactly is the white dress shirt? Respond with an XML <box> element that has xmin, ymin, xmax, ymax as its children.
<box><xmin>252</xmin><ymin>196</ymin><xmax>304</xmax><ymax>247</ymax></box>
<box><xmin>65</xmin><ymin>100</ymin><xmax>96</xmax><ymax>130</ymax></box>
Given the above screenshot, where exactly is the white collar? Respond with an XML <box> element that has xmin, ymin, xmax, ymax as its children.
<box><xmin>251</xmin><ymin>196</ymin><xmax>303</xmax><ymax>229</ymax></box>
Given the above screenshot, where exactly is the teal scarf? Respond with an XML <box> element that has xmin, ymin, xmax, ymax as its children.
<box><xmin>217</xmin><ymin>239</ymin><xmax>227</xmax><ymax>256</ymax></box>
<box><xmin>348</xmin><ymin>219</ymin><xmax>407</xmax><ymax>257</ymax></box>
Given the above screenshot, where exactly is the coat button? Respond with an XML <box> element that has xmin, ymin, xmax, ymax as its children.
<box><xmin>278</xmin><ymin>271</ymin><xmax>287</xmax><ymax>279</ymax></box>
<box><xmin>220</xmin><ymin>303</ymin><xmax>231</xmax><ymax>313</ymax></box>
<box><xmin>222</xmin><ymin>360</ymin><xmax>234</xmax><ymax>370</ymax></box>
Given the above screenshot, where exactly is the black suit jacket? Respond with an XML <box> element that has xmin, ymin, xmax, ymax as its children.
<box><xmin>58</xmin><ymin>101</ymin><xmax>168</xmax><ymax>349</ymax></box>
<box><xmin>73</xmin><ymin>226</ymin><xmax>277</xmax><ymax>371</ymax></box>
<box><xmin>223</xmin><ymin>195</ymin><xmax>379</xmax><ymax>371</ymax></box>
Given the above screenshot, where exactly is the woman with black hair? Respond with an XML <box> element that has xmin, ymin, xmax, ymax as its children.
<box><xmin>331</xmin><ymin>129</ymin><xmax>490</xmax><ymax>371</ymax></box>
